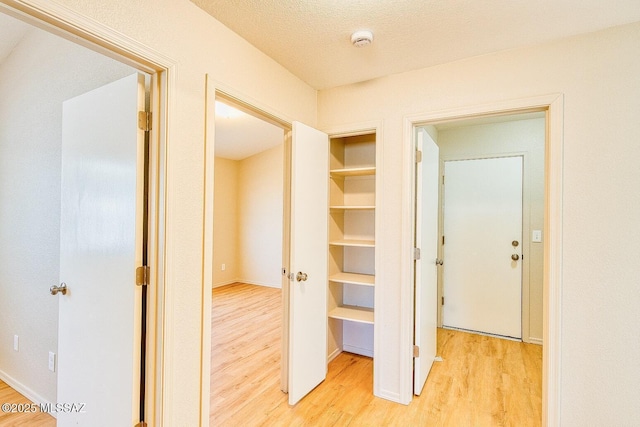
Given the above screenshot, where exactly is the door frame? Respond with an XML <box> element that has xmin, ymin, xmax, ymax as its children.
<box><xmin>0</xmin><ymin>1</ymin><xmax>171</xmax><ymax>425</ymax></box>
<box><xmin>401</xmin><ymin>94</ymin><xmax>564</xmax><ymax>424</ymax></box>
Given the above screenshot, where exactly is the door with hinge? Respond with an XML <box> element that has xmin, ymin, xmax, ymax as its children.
<box><xmin>287</xmin><ymin>121</ymin><xmax>329</xmax><ymax>405</ymax></box>
<box><xmin>413</xmin><ymin>128</ymin><xmax>439</xmax><ymax>395</ymax></box>
<box><xmin>55</xmin><ymin>73</ymin><xmax>146</xmax><ymax>425</ymax></box>
<box><xmin>442</xmin><ymin>156</ymin><xmax>523</xmax><ymax>338</ymax></box>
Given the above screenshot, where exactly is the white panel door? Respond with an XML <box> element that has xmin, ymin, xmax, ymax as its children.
<box><xmin>287</xmin><ymin>121</ymin><xmax>329</xmax><ymax>405</ymax></box>
<box><xmin>414</xmin><ymin>129</ymin><xmax>440</xmax><ymax>395</ymax></box>
<box><xmin>442</xmin><ymin>157</ymin><xmax>522</xmax><ymax>338</ymax></box>
<box><xmin>57</xmin><ymin>73</ymin><xmax>145</xmax><ymax>425</ymax></box>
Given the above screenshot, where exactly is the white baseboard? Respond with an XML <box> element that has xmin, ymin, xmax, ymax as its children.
<box><xmin>238</xmin><ymin>279</ymin><xmax>282</xmax><ymax>289</ymax></box>
<box><xmin>327</xmin><ymin>348</ymin><xmax>341</xmax><ymax>363</ymax></box>
<box><xmin>0</xmin><ymin>369</ymin><xmax>55</xmax><ymax>418</ymax></box>
<box><xmin>528</xmin><ymin>337</ymin><xmax>543</xmax><ymax>346</ymax></box>
<box><xmin>343</xmin><ymin>344</ymin><xmax>373</xmax><ymax>358</ymax></box>
<box><xmin>212</xmin><ymin>279</ymin><xmax>238</xmax><ymax>289</ymax></box>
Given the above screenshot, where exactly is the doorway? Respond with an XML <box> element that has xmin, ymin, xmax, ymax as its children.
<box><xmin>0</xmin><ymin>6</ymin><xmax>165</xmax><ymax>426</ymax></box>
<box><xmin>407</xmin><ymin>95</ymin><xmax>563</xmax><ymax>423</ymax></box>
<box><xmin>209</xmin><ymin>95</ymin><xmax>289</xmax><ymax>422</ymax></box>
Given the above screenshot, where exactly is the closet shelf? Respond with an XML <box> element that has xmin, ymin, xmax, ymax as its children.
<box><xmin>329</xmin><ymin>239</ymin><xmax>375</xmax><ymax>248</ymax></box>
<box><xmin>328</xmin><ymin>306</ymin><xmax>374</xmax><ymax>324</ymax></box>
<box><xmin>329</xmin><ymin>272</ymin><xmax>375</xmax><ymax>287</ymax></box>
<box><xmin>330</xmin><ymin>166</ymin><xmax>376</xmax><ymax>177</ymax></box>
<box><xmin>330</xmin><ymin>205</ymin><xmax>375</xmax><ymax>211</ymax></box>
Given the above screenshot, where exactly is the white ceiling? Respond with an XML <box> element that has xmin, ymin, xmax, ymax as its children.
<box><xmin>191</xmin><ymin>0</ymin><xmax>640</xmax><ymax>89</ymax></box>
<box><xmin>214</xmin><ymin>101</ymin><xmax>285</xmax><ymax>160</ymax></box>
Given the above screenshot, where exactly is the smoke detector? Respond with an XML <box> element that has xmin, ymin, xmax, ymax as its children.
<box><xmin>351</xmin><ymin>30</ymin><xmax>374</xmax><ymax>47</ymax></box>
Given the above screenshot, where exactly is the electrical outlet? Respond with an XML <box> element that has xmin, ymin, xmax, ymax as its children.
<box><xmin>221</xmin><ymin>264</ymin><xmax>226</xmax><ymax>271</ymax></box>
<box><xmin>13</xmin><ymin>335</ymin><xmax>19</xmax><ymax>352</ymax></box>
<box><xmin>48</xmin><ymin>352</ymin><xmax>56</xmax><ymax>372</ymax></box>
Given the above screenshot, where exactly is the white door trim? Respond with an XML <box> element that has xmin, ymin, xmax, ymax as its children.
<box><xmin>0</xmin><ymin>1</ymin><xmax>173</xmax><ymax>425</ymax></box>
<box><xmin>402</xmin><ymin>93</ymin><xmax>563</xmax><ymax>425</ymax></box>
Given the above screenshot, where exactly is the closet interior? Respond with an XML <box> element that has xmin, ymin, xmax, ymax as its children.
<box><xmin>327</xmin><ymin>131</ymin><xmax>377</xmax><ymax>362</ymax></box>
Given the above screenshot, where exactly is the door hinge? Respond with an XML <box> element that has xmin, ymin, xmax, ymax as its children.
<box><xmin>413</xmin><ymin>345</ymin><xmax>420</xmax><ymax>358</ymax></box>
<box><xmin>136</xmin><ymin>265</ymin><xmax>150</xmax><ymax>287</ymax></box>
<box><xmin>415</xmin><ymin>150</ymin><xmax>422</xmax><ymax>163</ymax></box>
<box><xmin>441</xmin><ymin>296</ymin><xmax>445</xmax><ymax>305</ymax></box>
<box><xmin>413</xmin><ymin>247</ymin><xmax>421</xmax><ymax>260</ymax></box>
<box><xmin>138</xmin><ymin>111</ymin><xmax>152</xmax><ymax>131</ymax></box>
<box><xmin>442</xmin><ymin>235</ymin><xmax>445</xmax><ymax>245</ymax></box>
<box><xmin>442</xmin><ymin>175</ymin><xmax>445</xmax><ymax>185</ymax></box>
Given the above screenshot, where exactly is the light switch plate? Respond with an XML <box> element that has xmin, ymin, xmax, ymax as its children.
<box><xmin>532</xmin><ymin>230</ymin><xmax>542</xmax><ymax>243</ymax></box>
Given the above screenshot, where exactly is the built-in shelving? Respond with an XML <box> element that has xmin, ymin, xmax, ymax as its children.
<box><xmin>329</xmin><ymin>205</ymin><xmax>375</xmax><ymax>210</ymax></box>
<box><xmin>328</xmin><ymin>306</ymin><xmax>374</xmax><ymax>324</ymax></box>
<box><xmin>328</xmin><ymin>272</ymin><xmax>375</xmax><ymax>287</ymax></box>
<box><xmin>327</xmin><ymin>132</ymin><xmax>377</xmax><ymax>361</ymax></box>
<box><xmin>329</xmin><ymin>239</ymin><xmax>375</xmax><ymax>247</ymax></box>
<box><xmin>330</xmin><ymin>166</ymin><xmax>376</xmax><ymax>177</ymax></box>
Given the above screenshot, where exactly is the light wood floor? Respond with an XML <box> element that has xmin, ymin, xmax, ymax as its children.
<box><xmin>211</xmin><ymin>282</ymin><xmax>542</xmax><ymax>426</ymax></box>
<box><xmin>0</xmin><ymin>380</ymin><xmax>56</xmax><ymax>426</ymax></box>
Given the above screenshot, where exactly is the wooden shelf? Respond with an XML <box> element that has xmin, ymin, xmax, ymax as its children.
<box><xmin>330</xmin><ymin>205</ymin><xmax>375</xmax><ymax>211</ymax></box>
<box><xmin>329</xmin><ymin>239</ymin><xmax>374</xmax><ymax>247</ymax></box>
<box><xmin>329</xmin><ymin>272</ymin><xmax>375</xmax><ymax>287</ymax></box>
<box><xmin>328</xmin><ymin>306</ymin><xmax>374</xmax><ymax>324</ymax></box>
<box><xmin>330</xmin><ymin>167</ymin><xmax>376</xmax><ymax>177</ymax></box>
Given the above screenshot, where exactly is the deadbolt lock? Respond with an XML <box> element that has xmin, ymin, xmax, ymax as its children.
<box><xmin>512</xmin><ymin>240</ymin><xmax>519</xmax><ymax>247</ymax></box>
<box><xmin>50</xmin><ymin>282</ymin><xmax>67</xmax><ymax>296</ymax></box>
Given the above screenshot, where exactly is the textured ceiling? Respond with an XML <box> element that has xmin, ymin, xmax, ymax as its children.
<box><xmin>191</xmin><ymin>0</ymin><xmax>640</xmax><ymax>89</ymax></box>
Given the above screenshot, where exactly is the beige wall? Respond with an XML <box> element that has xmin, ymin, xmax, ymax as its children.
<box><xmin>437</xmin><ymin>117</ymin><xmax>545</xmax><ymax>342</ymax></box>
<box><xmin>214</xmin><ymin>145</ymin><xmax>284</xmax><ymax>288</ymax></box>
<box><xmin>213</xmin><ymin>157</ymin><xmax>239</xmax><ymax>286</ymax></box>
<box><xmin>319</xmin><ymin>22</ymin><xmax>640</xmax><ymax>424</ymax></box>
<box><xmin>0</xmin><ymin>25</ymin><xmax>134</xmax><ymax>404</ymax></box>
<box><xmin>238</xmin><ymin>144</ymin><xmax>284</xmax><ymax>288</ymax></box>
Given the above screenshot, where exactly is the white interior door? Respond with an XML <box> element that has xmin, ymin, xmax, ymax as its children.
<box><xmin>57</xmin><ymin>73</ymin><xmax>145</xmax><ymax>425</ymax></box>
<box><xmin>442</xmin><ymin>156</ymin><xmax>523</xmax><ymax>338</ymax></box>
<box><xmin>287</xmin><ymin>121</ymin><xmax>328</xmax><ymax>405</ymax></box>
<box><xmin>414</xmin><ymin>128</ymin><xmax>439</xmax><ymax>395</ymax></box>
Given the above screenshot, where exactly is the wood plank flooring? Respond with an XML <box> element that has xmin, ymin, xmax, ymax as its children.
<box><xmin>211</xmin><ymin>282</ymin><xmax>542</xmax><ymax>426</ymax></box>
<box><xmin>0</xmin><ymin>380</ymin><xmax>56</xmax><ymax>426</ymax></box>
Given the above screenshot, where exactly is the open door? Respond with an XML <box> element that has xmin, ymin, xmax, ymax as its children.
<box><xmin>414</xmin><ymin>128</ymin><xmax>439</xmax><ymax>395</ymax></box>
<box><xmin>56</xmin><ymin>73</ymin><xmax>145</xmax><ymax>425</ymax></box>
<box><xmin>287</xmin><ymin>121</ymin><xmax>329</xmax><ymax>405</ymax></box>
